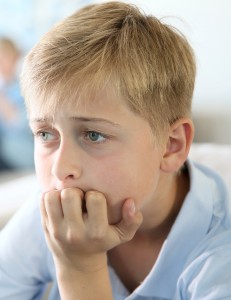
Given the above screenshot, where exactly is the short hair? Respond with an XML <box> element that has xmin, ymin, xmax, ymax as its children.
<box><xmin>21</xmin><ymin>1</ymin><xmax>196</xmax><ymax>137</ymax></box>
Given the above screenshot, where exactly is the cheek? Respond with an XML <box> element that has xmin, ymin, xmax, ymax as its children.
<box><xmin>86</xmin><ymin>158</ymin><xmax>132</xmax><ymax>222</ymax></box>
<box><xmin>91</xmin><ymin>153</ymin><xmax>160</xmax><ymax>220</ymax></box>
<box><xmin>34</xmin><ymin>148</ymin><xmax>53</xmax><ymax>191</ymax></box>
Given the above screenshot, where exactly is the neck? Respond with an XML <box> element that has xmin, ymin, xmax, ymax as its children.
<box><xmin>108</xmin><ymin>168</ymin><xmax>190</xmax><ymax>292</ymax></box>
<box><xmin>138</xmin><ymin>166</ymin><xmax>189</xmax><ymax>240</ymax></box>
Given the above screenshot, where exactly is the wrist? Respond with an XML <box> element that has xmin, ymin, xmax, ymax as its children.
<box><xmin>54</xmin><ymin>252</ymin><xmax>108</xmax><ymax>277</ymax></box>
<box><xmin>54</xmin><ymin>253</ymin><xmax>113</xmax><ymax>300</ymax></box>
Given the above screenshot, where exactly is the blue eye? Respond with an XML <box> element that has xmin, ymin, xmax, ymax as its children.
<box><xmin>38</xmin><ymin>132</ymin><xmax>54</xmax><ymax>141</ymax></box>
<box><xmin>86</xmin><ymin>131</ymin><xmax>107</xmax><ymax>143</ymax></box>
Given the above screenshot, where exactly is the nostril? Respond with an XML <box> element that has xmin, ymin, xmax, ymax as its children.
<box><xmin>51</xmin><ymin>145</ymin><xmax>83</xmax><ymax>181</ymax></box>
<box><xmin>51</xmin><ymin>160</ymin><xmax>82</xmax><ymax>181</ymax></box>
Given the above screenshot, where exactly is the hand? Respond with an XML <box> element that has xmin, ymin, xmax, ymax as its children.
<box><xmin>40</xmin><ymin>188</ymin><xmax>143</xmax><ymax>272</ymax></box>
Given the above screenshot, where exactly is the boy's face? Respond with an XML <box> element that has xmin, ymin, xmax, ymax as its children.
<box><xmin>29</xmin><ymin>88</ymin><xmax>166</xmax><ymax>225</ymax></box>
<box><xmin>0</xmin><ymin>50</ymin><xmax>17</xmax><ymax>82</ymax></box>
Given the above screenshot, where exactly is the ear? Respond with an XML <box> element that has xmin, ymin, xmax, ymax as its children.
<box><xmin>160</xmin><ymin>118</ymin><xmax>194</xmax><ymax>173</ymax></box>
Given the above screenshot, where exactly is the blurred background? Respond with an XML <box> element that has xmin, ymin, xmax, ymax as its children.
<box><xmin>0</xmin><ymin>0</ymin><xmax>230</xmax><ymax>174</ymax></box>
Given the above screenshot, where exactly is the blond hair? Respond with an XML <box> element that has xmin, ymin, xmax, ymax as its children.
<box><xmin>21</xmin><ymin>1</ymin><xmax>196</xmax><ymax>136</ymax></box>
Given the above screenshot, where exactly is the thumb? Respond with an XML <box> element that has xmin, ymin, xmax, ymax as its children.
<box><xmin>114</xmin><ymin>199</ymin><xmax>143</xmax><ymax>243</ymax></box>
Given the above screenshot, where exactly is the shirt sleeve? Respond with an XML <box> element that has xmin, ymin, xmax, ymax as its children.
<box><xmin>0</xmin><ymin>191</ymin><xmax>53</xmax><ymax>300</ymax></box>
<box><xmin>175</xmin><ymin>230</ymin><xmax>231</xmax><ymax>299</ymax></box>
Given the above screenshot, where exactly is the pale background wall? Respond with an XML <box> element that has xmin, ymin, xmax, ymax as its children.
<box><xmin>0</xmin><ymin>0</ymin><xmax>230</xmax><ymax>144</ymax></box>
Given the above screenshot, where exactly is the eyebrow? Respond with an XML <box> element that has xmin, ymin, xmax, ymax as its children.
<box><xmin>30</xmin><ymin>116</ymin><xmax>120</xmax><ymax>127</ymax></box>
<box><xmin>70</xmin><ymin>116</ymin><xmax>120</xmax><ymax>127</ymax></box>
<box><xmin>29</xmin><ymin>117</ymin><xmax>52</xmax><ymax>125</ymax></box>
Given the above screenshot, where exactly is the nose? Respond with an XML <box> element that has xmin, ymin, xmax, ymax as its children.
<box><xmin>51</xmin><ymin>140</ymin><xmax>83</xmax><ymax>185</ymax></box>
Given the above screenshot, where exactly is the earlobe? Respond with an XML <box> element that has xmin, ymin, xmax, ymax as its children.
<box><xmin>160</xmin><ymin>118</ymin><xmax>194</xmax><ymax>173</ymax></box>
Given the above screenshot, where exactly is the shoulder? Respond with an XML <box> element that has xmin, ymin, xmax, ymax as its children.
<box><xmin>0</xmin><ymin>190</ymin><xmax>53</xmax><ymax>281</ymax></box>
<box><xmin>187</xmin><ymin>158</ymin><xmax>231</xmax><ymax>226</ymax></box>
<box><xmin>173</xmin><ymin>159</ymin><xmax>231</xmax><ymax>298</ymax></box>
<box><xmin>0</xmin><ymin>191</ymin><xmax>54</xmax><ymax>299</ymax></box>
<box><xmin>176</xmin><ymin>229</ymin><xmax>231</xmax><ymax>298</ymax></box>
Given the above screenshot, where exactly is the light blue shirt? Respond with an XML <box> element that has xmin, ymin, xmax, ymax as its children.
<box><xmin>1</xmin><ymin>160</ymin><xmax>231</xmax><ymax>299</ymax></box>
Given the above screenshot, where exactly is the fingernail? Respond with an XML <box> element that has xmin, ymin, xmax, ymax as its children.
<box><xmin>130</xmin><ymin>200</ymin><xmax>136</xmax><ymax>214</ymax></box>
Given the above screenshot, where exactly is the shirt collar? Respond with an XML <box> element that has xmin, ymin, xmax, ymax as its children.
<box><xmin>134</xmin><ymin>159</ymin><xmax>214</xmax><ymax>299</ymax></box>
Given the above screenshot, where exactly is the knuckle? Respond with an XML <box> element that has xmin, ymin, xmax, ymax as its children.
<box><xmin>66</xmin><ymin>229</ymin><xmax>79</xmax><ymax>245</ymax></box>
<box><xmin>85</xmin><ymin>190</ymin><xmax>99</xmax><ymax>199</ymax></box>
<box><xmin>61</xmin><ymin>188</ymin><xmax>76</xmax><ymax>199</ymax></box>
<box><xmin>65</xmin><ymin>229</ymin><xmax>84</xmax><ymax>246</ymax></box>
<box><xmin>61</xmin><ymin>188</ymin><xmax>83</xmax><ymax>202</ymax></box>
<box><xmin>44</xmin><ymin>190</ymin><xmax>60</xmax><ymax>204</ymax></box>
<box><xmin>85</xmin><ymin>191</ymin><xmax>105</xmax><ymax>206</ymax></box>
<box><xmin>119</xmin><ymin>231</ymin><xmax>133</xmax><ymax>243</ymax></box>
<box><xmin>52</xmin><ymin>227</ymin><xmax>81</xmax><ymax>245</ymax></box>
<box><xmin>51</xmin><ymin>227</ymin><xmax>62</xmax><ymax>241</ymax></box>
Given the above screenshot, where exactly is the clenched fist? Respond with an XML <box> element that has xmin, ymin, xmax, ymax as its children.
<box><xmin>40</xmin><ymin>188</ymin><xmax>143</xmax><ymax>273</ymax></box>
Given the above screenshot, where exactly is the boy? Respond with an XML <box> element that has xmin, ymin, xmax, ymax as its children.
<box><xmin>1</xmin><ymin>1</ymin><xmax>231</xmax><ymax>299</ymax></box>
<box><xmin>0</xmin><ymin>37</ymin><xmax>34</xmax><ymax>170</ymax></box>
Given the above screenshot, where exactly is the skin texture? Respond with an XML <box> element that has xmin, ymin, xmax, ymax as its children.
<box><xmin>29</xmin><ymin>87</ymin><xmax>194</xmax><ymax>299</ymax></box>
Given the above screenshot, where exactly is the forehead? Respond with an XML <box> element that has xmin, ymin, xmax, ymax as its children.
<box><xmin>27</xmin><ymin>83</ymin><xmax>129</xmax><ymax>120</ymax></box>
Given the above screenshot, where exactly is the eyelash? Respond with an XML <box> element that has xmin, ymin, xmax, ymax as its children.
<box><xmin>83</xmin><ymin>131</ymin><xmax>108</xmax><ymax>144</ymax></box>
<box><xmin>33</xmin><ymin>131</ymin><xmax>56</xmax><ymax>142</ymax></box>
<box><xmin>33</xmin><ymin>129</ymin><xmax>110</xmax><ymax>145</ymax></box>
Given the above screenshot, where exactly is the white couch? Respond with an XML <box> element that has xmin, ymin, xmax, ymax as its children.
<box><xmin>0</xmin><ymin>173</ymin><xmax>38</xmax><ymax>229</ymax></box>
